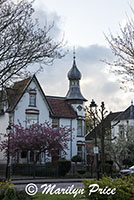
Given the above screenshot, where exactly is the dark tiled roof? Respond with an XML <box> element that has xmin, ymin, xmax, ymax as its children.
<box><xmin>6</xmin><ymin>76</ymin><xmax>53</xmax><ymax>114</ymax></box>
<box><xmin>85</xmin><ymin>111</ymin><xmax>122</xmax><ymax>141</ymax></box>
<box><xmin>6</xmin><ymin>77</ymin><xmax>32</xmax><ymax>112</ymax></box>
<box><xmin>46</xmin><ymin>96</ymin><xmax>77</xmax><ymax>118</ymax></box>
<box><xmin>113</xmin><ymin>105</ymin><xmax>134</xmax><ymax>121</ymax></box>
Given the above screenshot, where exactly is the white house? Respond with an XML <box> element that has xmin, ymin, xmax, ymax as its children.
<box><xmin>85</xmin><ymin>101</ymin><xmax>134</xmax><ymax>169</ymax></box>
<box><xmin>0</xmin><ymin>56</ymin><xmax>87</xmax><ymax>166</ymax></box>
<box><xmin>111</xmin><ymin>101</ymin><xmax>134</xmax><ymax>139</ymax></box>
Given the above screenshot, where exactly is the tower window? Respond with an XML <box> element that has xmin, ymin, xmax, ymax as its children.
<box><xmin>71</xmin><ymin>81</ymin><xmax>78</xmax><ymax>86</ymax></box>
<box><xmin>77</xmin><ymin>120</ymin><xmax>82</xmax><ymax>136</ymax></box>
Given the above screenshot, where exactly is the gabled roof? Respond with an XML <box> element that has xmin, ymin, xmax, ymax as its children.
<box><xmin>46</xmin><ymin>96</ymin><xmax>77</xmax><ymax>118</ymax></box>
<box><xmin>6</xmin><ymin>77</ymin><xmax>31</xmax><ymax>112</ymax></box>
<box><xmin>113</xmin><ymin>104</ymin><xmax>134</xmax><ymax>121</ymax></box>
<box><xmin>6</xmin><ymin>76</ymin><xmax>77</xmax><ymax>119</ymax></box>
<box><xmin>85</xmin><ymin>111</ymin><xmax>122</xmax><ymax>141</ymax></box>
<box><xmin>6</xmin><ymin>75</ymin><xmax>53</xmax><ymax>114</ymax></box>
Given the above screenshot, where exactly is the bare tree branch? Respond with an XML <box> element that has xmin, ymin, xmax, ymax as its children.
<box><xmin>104</xmin><ymin>7</ymin><xmax>134</xmax><ymax>91</ymax></box>
<box><xmin>0</xmin><ymin>0</ymin><xmax>65</xmax><ymax>88</ymax></box>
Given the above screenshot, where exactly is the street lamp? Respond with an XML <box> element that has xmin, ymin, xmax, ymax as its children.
<box><xmin>5</xmin><ymin>125</ymin><xmax>12</xmax><ymax>180</ymax></box>
<box><xmin>89</xmin><ymin>99</ymin><xmax>100</xmax><ymax>180</ymax></box>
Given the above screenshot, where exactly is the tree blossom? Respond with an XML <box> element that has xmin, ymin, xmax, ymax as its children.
<box><xmin>0</xmin><ymin>121</ymin><xmax>72</xmax><ymax>161</ymax></box>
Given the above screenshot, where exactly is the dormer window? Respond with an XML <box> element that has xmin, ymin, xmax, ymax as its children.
<box><xmin>29</xmin><ymin>90</ymin><xmax>36</xmax><ymax>107</ymax></box>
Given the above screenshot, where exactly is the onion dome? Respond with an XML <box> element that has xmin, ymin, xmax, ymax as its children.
<box><xmin>67</xmin><ymin>58</ymin><xmax>82</xmax><ymax>80</ymax></box>
<box><xmin>66</xmin><ymin>53</ymin><xmax>87</xmax><ymax>102</ymax></box>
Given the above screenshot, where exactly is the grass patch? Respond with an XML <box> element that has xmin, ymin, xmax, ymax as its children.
<box><xmin>33</xmin><ymin>193</ymin><xmax>84</xmax><ymax>200</ymax></box>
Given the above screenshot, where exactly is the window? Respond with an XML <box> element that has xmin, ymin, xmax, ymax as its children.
<box><xmin>77</xmin><ymin>120</ymin><xmax>83</xmax><ymax>136</ymax></box>
<box><xmin>71</xmin><ymin>81</ymin><xmax>78</xmax><ymax>86</ymax></box>
<box><xmin>29</xmin><ymin>90</ymin><xmax>36</xmax><ymax>107</ymax></box>
<box><xmin>0</xmin><ymin>102</ymin><xmax>4</xmax><ymax>114</ymax></box>
<box><xmin>52</xmin><ymin>118</ymin><xmax>59</xmax><ymax>129</ymax></box>
<box><xmin>21</xmin><ymin>151</ymin><xmax>27</xmax><ymax>158</ymax></box>
<box><xmin>77</xmin><ymin>145</ymin><xmax>85</xmax><ymax>161</ymax></box>
<box><xmin>26</xmin><ymin>114</ymin><xmax>38</xmax><ymax>127</ymax></box>
<box><xmin>119</xmin><ymin>125</ymin><xmax>125</xmax><ymax>137</ymax></box>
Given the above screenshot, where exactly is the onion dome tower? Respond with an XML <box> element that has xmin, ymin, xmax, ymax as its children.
<box><xmin>66</xmin><ymin>52</ymin><xmax>87</xmax><ymax>103</ymax></box>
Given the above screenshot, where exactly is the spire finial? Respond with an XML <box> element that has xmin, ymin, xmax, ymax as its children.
<box><xmin>131</xmin><ymin>100</ymin><xmax>133</xmax><ymax>105</ymax></box>
<box><xmin>73</xmin><ymin>46</ymin><xmax>76</xmax><ymax>60</ymax></box>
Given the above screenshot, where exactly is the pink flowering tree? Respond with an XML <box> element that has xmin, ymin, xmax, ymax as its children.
<box><xmin>0</xmin><ymin>121</ymin><xmax>72</xmax><ymax>164</ymax></box>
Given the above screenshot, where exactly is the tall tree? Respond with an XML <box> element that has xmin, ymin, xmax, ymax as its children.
<box><xmin>105</xmin><ymin>7</ymin><xmax>134</xmax><ymax>91</ymax></box>
<box><xmin>86</xmin><ymin>101</ymin><xmax>108</xmax><ymax>175</ymax></box>
<box><xmin>106</xmin><ymin>125</ymin><xmax>134</xmax><ymax>170</ymax></box>
<box><xmin>0</xmin><ymin>0</ymin><xmax>64</xmax><ymax>88</ymax></box>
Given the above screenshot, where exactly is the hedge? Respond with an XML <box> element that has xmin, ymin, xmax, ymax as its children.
<box><xmin>12</xmin><ymin>160</ymin><xmax>71</xmax><ymax>177</ymax></box>
<box><xmin>83</xmin><ymin>175</ymin><xmax>134</xmax><ymax>200</ymax></box>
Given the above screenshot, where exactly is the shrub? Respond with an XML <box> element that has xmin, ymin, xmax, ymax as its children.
<box><xmin>12</xmin><ymin>164</ymin><xmax>33</xmax><ymax>176</ymax></box>
<box><xmin>71</xmin><ymin>155</ymin><xmax>82</xmax><ymax>163</ymax></box>
<box><xmin>83</xmin><ymin>175</ymin><xmax>134</xmax><ymax>200</ymax></box>
<box><xmin>12</xmin><ymin>161</ymin><xmax>71</xmax><ymax>177</ymax></box>
<box><xmin>0</xmin><ymin>181</ymin><xmax>13</xmax><ymax>200</ymax></box>
<box><xmin>3</xmin><ymin>188</ymin><xmax>17</xmax><ymax>200</ymax></box>
<box><xmin>16</xmin><ymin>190</ymin><xmax>33</xmax><ymax>200</ymax></box>
<box><xmin>77</xmin><ymin>169</ymin><xmax>86</xmax><ymax>175</ymax></box>
<box><xmin>58</xmin><ymin>160</ymin><xmax>71</xmax><ymax>176</ymax></box>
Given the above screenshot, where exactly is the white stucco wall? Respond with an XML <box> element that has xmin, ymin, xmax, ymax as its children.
<box><xmin>0</xmin><ymin>113</ymin><xmax>9</xmax><ymax>164</ymax></box>
<box><xmin>14</xmin><ymin>79</ymin><xmax>51</xmax><ymax>126</ymax></box>
<box><xmin>111</xmin><ymin>119</ymin><xmax>134</xmax><ymax>139</ymax></box>
<box><xmin>71</xmin><ymin>103</ymin><xmax>85</xmax><ymax>117</ymax></box>
<box><xmin>0</xmin><ymin>78</ymin><xmax>86</xmax><ymax>165</ymax></box>
<box><xmin>59</xmin><ymin>116</ymin><xmax>85</xmax><ymax>161</ymax></box>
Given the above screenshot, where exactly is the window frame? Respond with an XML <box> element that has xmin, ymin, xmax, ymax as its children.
<box><xmin>52</xmin><ymin>118</ymin><xmax>59</xmax><ymax>129</ymax></box>
<box><xmin>26</xmin><ymin>113</ymin><xmax>39</xmax><ymax>127</ymax></box>
<box><xmin>119</xmin><ymin>124</ymin><xmax>125</xmax><ymax>137</ymax></box>
<box><xmin>29</xmin><ymin>90</ymin><xmax>37</xmax><ymax>107</ymax></box>
<box><xmin>77</xmin><ymin>144</ymin><xmax>85</xmax><ymax>161</ymax></box>
<box><xmin>77</xmin><ymin>119</ymin><xmax>84</xmax><ymax>136</ymax></box>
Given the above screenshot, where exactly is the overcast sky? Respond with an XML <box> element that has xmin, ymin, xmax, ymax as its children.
<box><xmin>32</xmin><ymin>0</ymin><xmax>134</xmax><ymax>112</ymax></box>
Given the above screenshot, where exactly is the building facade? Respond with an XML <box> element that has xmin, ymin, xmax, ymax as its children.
<box><xmin>0</xmin><ymin>56</ymin><xmax>87</xmax><ymax>166</ymax></box>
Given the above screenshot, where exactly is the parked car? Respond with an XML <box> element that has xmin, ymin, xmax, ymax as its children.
<box><xmin>119</xmin><ymin>165</ymin><xmax>134</xmax><ymax>176</ymax></box>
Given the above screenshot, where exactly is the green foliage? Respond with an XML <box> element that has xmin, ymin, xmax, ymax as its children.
<box><xmin>107</xmin><ymin>126</ymin><xmax>134</xmax><ymax>169</ymax></box>
<box><xmin>122</xmin><ymin>158</ymin><xmax>133</xmax><ymax>168</ymax></box>
<box><xmin>34</xmin><ymin>193</ymin><xmax>82</xmax><ymax>200</ymax></box>
<box><xmin>16</xmin><ymin>190</ymin><xmax>33</xmax><ymax>200</ymax></box>
<box><xmin>71</xmin><ymin>155</ymin><xmax>82</xmax><ymax>163</ymax></box>
<box><xmin>83</xmin><ymin>176</ymin><xmax>134</xmax><ymax>200</ymax></box>
<box><xmin>85</xmin><ymin>106</ymin><xmax>94</xmax><ymax>134</ymax></box>
<box><xmin>12</xmin><ymin>161</ymin><xmax>71</xmax><ymax>177</ymax></box>
<box><xmin>3</xmin><ymin>188</ymin><xmax>17</xmax><ymax>200</ymax></box>
<box><xmin>58</xmin><ymin>160</ymin><xmax>71</xmax><ymax>176</ymax></box>
<box><xmin>77</xmin><ymin>169</ymin><xmax>86</xmax><ymax>175</ymax></box>
<box><xmin>0</xmin><ymin>181</ymin><xmax>13</xmax><ymax>200</ymax></box>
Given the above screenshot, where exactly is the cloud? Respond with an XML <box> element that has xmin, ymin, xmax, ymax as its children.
<box><xmin>36</xmin><ymin>41</ymin><xmax>132</xmax><ymax>113</ymax></box>
<box><xmin>77</xmin><ymin>45</ymin><xmax>113</xmax><ymax>65</ymax></box>
<box><xmin>32</xmin><ymin>0</ymin><xmax>64</xmax><ymax>40</ymax></box>
<box><xmin>12</xmin><ymin>0</ymin><xmax>134</xmax><ymax>113</ymax></box>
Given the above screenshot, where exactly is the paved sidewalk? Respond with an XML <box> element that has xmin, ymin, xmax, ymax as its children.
<box><xmin>11</xmin><ymin>178</ymin><xmax>85</xmax><ymax>185</ymax></box>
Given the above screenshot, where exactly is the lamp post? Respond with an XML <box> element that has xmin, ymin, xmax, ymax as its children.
<box><xmin>5</xmin><ymin>125</ymin><xmax>12</xmax><ymax>180</ymax></box>
<box><xmin>89</xmin><ymin>99</ymin><xmax>100</xmax><ymax>180</ymax></box>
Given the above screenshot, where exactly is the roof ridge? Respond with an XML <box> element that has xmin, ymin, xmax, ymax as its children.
<box><xmin>46</xmin><ymin>95</ymin><xmax>66</xmax><ymax>99</ymax></box>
